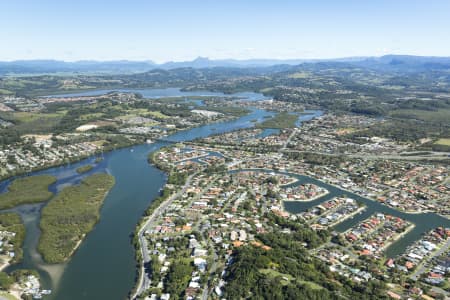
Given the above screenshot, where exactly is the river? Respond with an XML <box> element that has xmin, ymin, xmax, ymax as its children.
<box><xmin>1</xmin><ymin>88</ymin><xmax>275</xmax><ymax>300</ymax></box>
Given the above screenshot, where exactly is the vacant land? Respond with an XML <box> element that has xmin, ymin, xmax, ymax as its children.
<box><xmin>0</xmin><ymin>175</ymin><xmax>56</xmax><ymax>209</ymax></box>
<box><xmin>0</xmin><ymin>111</ymin><xmax>64</xmax><ymax>134</ymax></box>
<box><xmin>38</xmin><ymin>173</ymin><xmax>115</xmax><ymax>263</ymax></box>
<box><xmin>257</xmin><ymin>112</ymin><xmax>298</xmax><ymax>129</ymax></box>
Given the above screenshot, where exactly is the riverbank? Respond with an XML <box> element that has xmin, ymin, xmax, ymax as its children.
<box><xmin>0</xmin><ymin>138</ymin><xmax>141</xmax><ymax>183</ymax></box>
<box><xmin>130</xmin><ymin>173</ymin><xmax>192</xmax><ymax>299</ymax></box>
<box><xmin>328</xmin><ymin>205</ymin><xmax>366</xmax><ymax>227</ymax></box>
<box><xmin>286</xmin><ymin>190</ymin><xmax>330</xmax><ymax>202</ymax></box>
<box><xmin>66</xmin><ymin>235</ymin><xmax>85</xmax><ymax>261</ymax></box>
<box><xmin>0</xmin><ymin>104</ymin><xmax>286</xmax><ymax>299</ymax></box>
<box><xmin>0</xmin><ymin>260</ymin><xmax>9</xmax><ymax>272</ymax></box>
<box><xmin>380</xmin><ymin>223</ymin><xmax>416</xmax><ymax>253</ymax></box>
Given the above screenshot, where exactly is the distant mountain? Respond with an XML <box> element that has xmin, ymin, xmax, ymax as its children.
<box><xmin>353</xmin><ymin>55</ymin><xmax>450</xmax><ymax>72</ymax></box>
<box><xmin>1</xmin><ymin>55</ymin><xmax>450</xmax><ymax>75</ymax></box>
<box><xmin>0</xmin><ymin>60</ymin><xmax>157</xmax><ymax>75</ymax></box>
<box><xmin>159</xmin><ymin>56</ymin><xmax>371</xmax><ymax>69</ymax></box>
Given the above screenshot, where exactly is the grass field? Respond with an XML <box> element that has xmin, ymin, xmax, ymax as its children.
<box><xmin>0</xmin><ymin>111</ymin><xmax>65</xmax><ymax>134</ymax></box>
<box><xmin>260</xmin><ymin>269</ymin><xmax>323</xmax><ymax>289</ymax></box>
<box><xmin>435</xmin><ymin>138</ymin><xmax>450</xmax><ymax>146</ymax></box>
<box><xmin>116</xmin><ymin>108</ymin><xmax>169</xmax><ymax>120</ymax></box>
<box><xmin>0</xmin><ymin>175</ymin><xmax>56</xmax><ymax>210</ymax></box>
<box><xmin>13</xmin><ymin>111</ymin><xmax>63</xmax><ymax>123</ymax></box>
<box><xmin>288</xmin><ymin>72</ymin><xmax>311</xmax><ymax>79</ymax></box>
<box><xmin>390</xmin><ymin>108</ymin><xmax>450</xmax><ymax>124</ymax></box>
<box><xmin>260</xmin><ymin>268</ymin><xmax>293</xmax><ymax>285</ymax></box>
<box><xmin>0</xmin><ymin>291</ymin><xmax>19</xmax><ymax>300</ymax></box>
<box><xmin>78</xmin><ymin>112</ymin><xmax>104</xmax><ymax>121</ymax></box>
<box><xmin>38</xmin><ymin>173</ymin><xmax>115</xmax><ymax>263</ymax></box>
<box><xmin>0</xmin><ymin>89</ymin><xmax>14</xmax><ymax>95</ymax></box>
<box><xmin>146</xmin><ymin>110</ymin><xmax>169</xmax><ymax>119</ymax></box>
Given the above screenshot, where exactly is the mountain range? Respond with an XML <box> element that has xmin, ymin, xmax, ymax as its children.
<box><xmin>1</xmin><ymin>55</ymin><xmax>450</xmax><ymax>75</ymax></box>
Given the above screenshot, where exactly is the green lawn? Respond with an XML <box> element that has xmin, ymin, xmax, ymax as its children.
<box><xmin>260</xmin><ymin>268</ymin><xmax>293</xmax><ymax>285</ymax></box>
<box><xmin>0</xmin><ymin>175</ymin><xmax>56</xmax><ymax>210</ymax></box>
<box><xmin>260</xmin><ymin>268</ymin><xmax>323</xmax><ymax>289</ymax></box>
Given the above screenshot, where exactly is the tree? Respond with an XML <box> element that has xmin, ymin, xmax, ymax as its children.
<box><xmin>0</xmin><ymin>272</ymin><xmax>13</xmax><ymax>290</ymax></box>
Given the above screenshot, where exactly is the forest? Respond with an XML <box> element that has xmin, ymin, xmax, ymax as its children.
<box><xmin>38</xmin><ymin>173</ymin><xmax>115</xmax><ymax>263</ymax></box>
<box><xmin>0</xmin><ymin>175</ymin><xmax>56</xmax><ymax>209</ymax></box>
<box><xmin>223</xmin><ymin>213</ymin><xmax>388</xmax><ymax>300</ymax></box>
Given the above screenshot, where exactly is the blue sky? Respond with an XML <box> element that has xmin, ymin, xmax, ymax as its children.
<box><xmin>1</xmin><ymin>0</ymin><xmax>449</xmax><ymax>62</ymax></box>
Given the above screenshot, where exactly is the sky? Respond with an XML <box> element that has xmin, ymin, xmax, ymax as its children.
<box><xmin>1</xmin><ymin>0</ymin><xmax>450</xmax><ymax>62</ymax></box>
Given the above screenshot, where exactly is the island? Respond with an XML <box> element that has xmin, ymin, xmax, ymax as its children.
<box><xmin>76</xmin><ymin>164</ymin><xmax>93</xmax><ymax>174</ymax></box>
<box><xmin>0</xmin><ymin>175</ymin><xmax>56</xmax><ymax>210</ymax></box>
<box><xmin>38</xmin><ymin>173</ymin><xmax>115</xmax><ymax>263</ymax></box>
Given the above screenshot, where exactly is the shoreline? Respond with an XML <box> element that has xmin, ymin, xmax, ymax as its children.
<box><xmin>381</xmin><ymin>223</ymin><xmax>416</xmax><ymax>253</ymax></box>
<box><xmin>64</xmin><ymin>235</ymin><xmax>85</xmax><ymax>263</ymax></box>
<box><xmin>0</xmin><ymin>147</ymin><xmax>109</xmax><ymax>185</ymax></box>
<box><xmin>37</xmin><ymin>176</ymin><xmax>115</xmax><ymax>264</ymax></box>
<box><xmin>283</xmin><ymin>190</ymin><xmax>330</xmax><ymax>202</ymax></box>
<box><xmin>0</xmin><ymin>260</ymin><xmax>10</xmax><ymax>272</ymax></box>
<box><xmin>327</xmin><ymin>205</ymin><xmax>367</xmax><ymax>228</ymax></box>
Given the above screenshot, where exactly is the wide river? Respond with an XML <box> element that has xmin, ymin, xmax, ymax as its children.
<box><xmin>1</xmin><ymin>88</ymin><xmax>448</xmax><ymax>299</ymax></box>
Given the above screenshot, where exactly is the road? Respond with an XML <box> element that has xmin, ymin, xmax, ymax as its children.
<box><xmin>201</xmin><ymin>250</ymin><xmax>219</xmax><ymax>300</ymax></box>
<box><xmin>281</xmin><ymin>128</ymin><xmax>297</xmax><ymax>151</ymax></box>
<box><xmin>131</xmin><ymin>173</ymin><xmax>197</xmax><ymax>299</ymax></box>
<box><xmin>410</xmin><ymin>238</ymin><xmax>450</xmax><ymax>281</ymax></box>
<box><xmin>281</xmin><ymin>149</ymin><xmax>450</xmax><ymax>162</ymax></box>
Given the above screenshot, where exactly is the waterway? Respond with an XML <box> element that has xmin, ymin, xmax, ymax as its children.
<box><xmin>279</xmin><ymin>171</ymin><xmax>450</xmax><ymax>257</ymax></box>
<box><xmin>1</xmin><ymin>88</ymin><xmax>447</xmax><ymax>299</ymax></box>
<box><xmin>42</xmin><ymin>87</ymin><xmax>270</xmax><ymax>101</ymax></box>
<box><xmin>0</xmin><ymin>88</ymin><xmax>275</xmax><ymax>300</ymax></box>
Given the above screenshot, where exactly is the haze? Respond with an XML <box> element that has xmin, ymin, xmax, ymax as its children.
<box><xmin>1</xmin><ymin>0</ymin><xmax>450</xmax><ymax>62</ymax></box>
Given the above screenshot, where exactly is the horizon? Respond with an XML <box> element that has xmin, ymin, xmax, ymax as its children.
<box><xmin>2</xmin><ymin>53</ymin><xmax>450</xmax><ymax>64</ymax></box>
<box><xmin>2</xmin><ymin>0</ymin><xmax>450</xmax><ymax>62</ymax></box>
